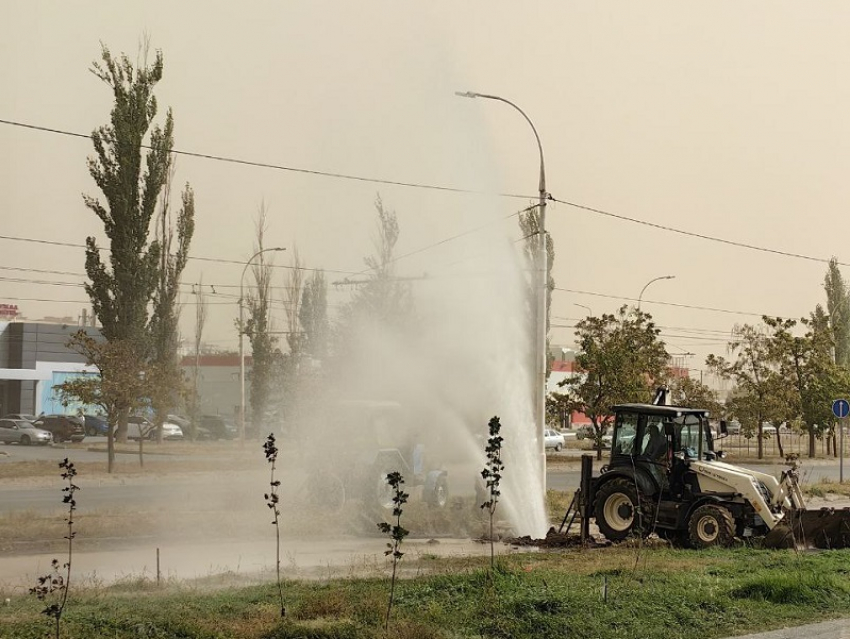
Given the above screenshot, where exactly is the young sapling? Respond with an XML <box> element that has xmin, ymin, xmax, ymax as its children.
<box><xmin>377</xmin><ymin>471</ymin><xmax>409</xmax><ymax>631</ymax></box>
<box><xmin>263</xmin><ymin>433</ymin><xmax>285</xmax><ymax>617</ymax></box>
<box><xmin>30</xmin><ymin>458</ymin><xmax>78</xmax><ymax>639</ymax></box>
<box><xmin>481</xmin><ymin>416</ymin><xmax>504</xmax><ymax>569</ymax></box>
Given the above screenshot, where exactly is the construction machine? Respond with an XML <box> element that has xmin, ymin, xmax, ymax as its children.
<box><xmin>587</xmin><ymin>400</ymin><xmax>850</xmax><ymax>549</ymax></box>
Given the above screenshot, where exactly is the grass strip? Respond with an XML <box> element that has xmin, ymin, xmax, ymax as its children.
<box><xmin>2</xmin><ymin>547</ymin><xmax>849</xmax><ymax>639</ymax></box>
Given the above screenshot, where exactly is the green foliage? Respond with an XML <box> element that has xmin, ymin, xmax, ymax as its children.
<box><xmin>244</xmin><ymin>211</ymin><xmax>280</xmax><ymax>437</ymax></box>
<box><xmin>376</xmin><ymin>471</ymin><xmax>409</xmax><ymax>631</ymax></box>
<box><xmin>666</xmin><ymin>375</ymin><xmax>723</xmax><ymax>416</ymax></box>
<box><xmin>84</xmin><ymin>43</ymin><xmax>171</xmax><ymax>346</ymax></box>
<box><xmin>29</xmin><ymin>459</ymin><xmax>78</xmax><ymax>639</ymax></box>
<box><xmin>56</xmin><ymin>331</ymin><xmax>151</xmax><ymax>471</ymax></box>
<box><xmin>148</xmin><ymin>169</ymin><xmax>195</xmax><ymax>440</ymax></box>
<box><xmin>822</xmin><ymin>257</ymin><xmax>850</xmax><ymax>368</ymax></box>
<box><xmin>560</xmin><ymin>306</ymin><xmax>668</xmax><ymax>458</ymax></box>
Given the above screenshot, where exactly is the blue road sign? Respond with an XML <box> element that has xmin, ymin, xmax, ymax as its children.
<box><xmin>833</xmin><ymin>399</ymin><xmax>850</xmax><ymax>419</ymax></box>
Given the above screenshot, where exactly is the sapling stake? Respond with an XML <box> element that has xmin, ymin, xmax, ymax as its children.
<box><xmin>480</xmin><ymin>416</ymin><xmax>504</xmax><ymax>570</ymax></box>
<box><xmin>263</xmin><ymin>433</ymin><xmax>285</xmax><ymax>617</ymax></box>
<box><xmin>30</xmin><ymin>458</ymin><xmax>78</xmax><ymax>639</ymax></box>
<box><xmin>377</xmin><ymin>471</ymin><xmax>409</xmax><ymax>632</ymax></box>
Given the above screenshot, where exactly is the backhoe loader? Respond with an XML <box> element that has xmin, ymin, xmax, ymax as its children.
<box><xmin>589</xmin><ymin>401</ymin><xmax>850</xmax><ymax>548</ymax></box>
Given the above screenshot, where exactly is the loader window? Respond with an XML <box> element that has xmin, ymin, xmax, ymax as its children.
<box><xmin>677</xmin><ymin>415</ymin><xmax>710</xmax><ymax>458</ymax></box>
<box><xmin>612</xmin><ymin>412</ymin><xmax>638</xmax><ymax>455</ymax></box>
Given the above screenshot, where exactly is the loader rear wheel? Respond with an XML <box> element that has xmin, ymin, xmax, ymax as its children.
<box><xmin>594</xmin><ymin>478</ymin><xmax>648</xmax><ymax>541</ymax></box>
<box><xmin>688</xmin><ymin>504</ymin><xmax>735</xmax><ymax>549</ymax></box>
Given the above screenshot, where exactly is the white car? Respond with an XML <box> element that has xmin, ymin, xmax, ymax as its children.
<box><xmin>544</xmin><ymin>428</ymin><xmax>566</xmax><ymax>452</ymax></box>
<box><xmin>127</xmin><ymin>417</ymin><xmax>184</xmax><ymax>441</ymax></box>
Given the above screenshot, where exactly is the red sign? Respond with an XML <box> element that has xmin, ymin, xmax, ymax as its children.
<box><xmin>0</xmin><ymin>304</ymin><xmax>19</xmax><ymax>318</ymax></box>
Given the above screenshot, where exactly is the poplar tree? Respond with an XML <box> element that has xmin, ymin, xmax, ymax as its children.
<box><xmin>82</xmin><ymin>43</ymin><xmax>190</xmax><ymax>444</ymax></box>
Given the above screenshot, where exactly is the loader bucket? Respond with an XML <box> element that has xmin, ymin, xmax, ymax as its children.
<box><xmin>763</xmin><ymin>507</ymin><xmax>850</xmax><ymax>549</ymax></box>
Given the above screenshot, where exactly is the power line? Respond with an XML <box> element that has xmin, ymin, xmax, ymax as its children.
<box><xmin>0</xmin><ymin>117</ymin><xmax>537</xmax><ymax>200</ymax></box>
<box><xmin>0</xmin><ymin>233</ymin><xmax>362</xmax><ymax>277</ymax></box>
<box><xmin>549</xmin><ymin>196</ymin><xmax>848</xmax><ymax>266</ymax></box>
<box><xmin>553</xmin><ymin>286</ymin><xmax>792</xmax><ymax>319</ymax></box>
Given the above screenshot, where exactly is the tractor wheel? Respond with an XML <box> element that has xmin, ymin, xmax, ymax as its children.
<box><xmin>688</xmin><ymin>504</ymin><xmax>736</xmax><ymax>549</ymax></box>
<box><xmin>593</xmin><ymin>478</ymin><xmax>649</xmax><ymax>541</ymax></box>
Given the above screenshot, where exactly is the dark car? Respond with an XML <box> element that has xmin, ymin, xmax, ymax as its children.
<box><xmin>31</xmin><ymin>415</ymin><xmax>85</xmax><ymax>443</ymax></box>
<box><xmin>198</xmin><ymin>415</ymin><xmax>237</xmax><ymax>440</ymax></box>
<box><xmin>83</xmin><ymin>414</ymin><xmax>109</xmax><ymax>436</ymax></box>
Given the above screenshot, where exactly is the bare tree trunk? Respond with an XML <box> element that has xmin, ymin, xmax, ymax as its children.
<box><xmin>116</xmin><ymin>407</ymin><xmax>129</xmax><ymax>444</ymax></box>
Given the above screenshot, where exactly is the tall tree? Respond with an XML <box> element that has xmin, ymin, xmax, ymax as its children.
<box><xmin>823</xmin><ymin>257</ymin><xmax>850</xmax><ymax>368</ymax></box>
<box><xmin>243</xmin><ymin>209</ymin><xmax>279</xmax><ymax>438</ymax></box>
<box><xmin>82</xmin><ymin>42</ymin><xmax>180</xmax><ymax>446</ymax></box>
<box><xmin>148</xmin><ymin>164</ymin><xmax>194</xmax><ymax>442</ymax></box>
<box><xmin>299</xmin><ymin>269</ymin><xmax>329</xmax><ymax>362</ymax></box>
<box><xmin>346</xmin><ymin>195</ymin><xmax>413</xmax><ymax>327</ymax></box>
<box><xmin>765</xmin><ymin>313</ymin><xmax>850</xmax><ymax>457</ymax></box>
<box><xmin>559</xmin><ymin>306</ymin><xmax>669</xmax><ymax>459</ymax></box>
<box><xmin>186</xmin><ymin>277</ymin><xmax>207</xmax><ymax>440</ymax></box>
<box><xmin>707</xmin><ymin>323</ymin><xmax>785</xmax><ymax>459</ymax></box>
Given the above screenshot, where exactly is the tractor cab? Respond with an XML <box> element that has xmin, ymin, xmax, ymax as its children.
<box><xmin>606</xmin><ymin>403</ymin><xmax>717</xmax><ymax>494</ymax></box>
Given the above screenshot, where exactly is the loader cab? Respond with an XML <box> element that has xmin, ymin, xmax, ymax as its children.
<box><xmin>608</xmin><ymin>404</ymin><xmax>714</xmax><ymax>481</ymax></box>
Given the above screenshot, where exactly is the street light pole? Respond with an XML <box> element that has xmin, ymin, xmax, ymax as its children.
<box><xmin>456</xmin><ymin>90</ymin><xmax>548</xmax><ymax>491</ymax></box>
<box><xmin>239</xmin><ymin>247</ymin><xmax>286</xmax><ymax>443</ymax></box>
<box><xmin>574</xmin><ymin>303</ymin><xmax>593</xmax><ymax>317</ymax></box>
<box><xmin>637</xmin><ymin>275</ymin><xmax>675</xmax><ymax>310</ymax></box>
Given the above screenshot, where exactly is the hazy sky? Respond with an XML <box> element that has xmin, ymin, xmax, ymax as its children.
<box><xmin>3</xmin><ymin>2</ymin><xmax>850</xmax><ymax>374</ymax></box>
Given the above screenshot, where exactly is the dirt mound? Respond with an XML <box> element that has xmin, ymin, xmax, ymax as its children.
<box><xmin>506</xmin><ymin>527</ymin><xmax>612</xmax><ymax>548</ymax></box>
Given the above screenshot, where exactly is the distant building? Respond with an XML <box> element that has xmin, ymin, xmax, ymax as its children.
<box><xmin>0</xmin><ymin>322</ymin><xmax>101</xmax><ymax>416</ymax></box>
<box><xmin>180</xmin><ymin>354</ymin><xmax>249</xmax><ymax>419</ymax></box>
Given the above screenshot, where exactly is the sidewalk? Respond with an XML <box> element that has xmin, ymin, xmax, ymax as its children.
<box><xmin>723</xmin><ymin>618</ymin><xmax>849</xmax><ymax>639</ymax></box>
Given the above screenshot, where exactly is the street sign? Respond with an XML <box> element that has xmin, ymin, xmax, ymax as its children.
<box><xmin>833</xmin><ymin>399</ymin><xmax>850</xmax><ymax>419</ymax></box>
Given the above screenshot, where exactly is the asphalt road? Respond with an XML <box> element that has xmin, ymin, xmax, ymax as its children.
<box><xmin>2</xmin><ymin>441</ymin><xmax>849</xmax><ymax>513</ymax></box>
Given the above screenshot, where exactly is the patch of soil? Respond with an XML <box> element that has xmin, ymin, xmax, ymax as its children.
<box><xmin>506</xmin><ymin>526</ymin><xmax>612</xmax><ymax>548</ymax></box>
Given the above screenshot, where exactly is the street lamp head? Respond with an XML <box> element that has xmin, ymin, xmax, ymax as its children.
<box><xmin>454</xmin><ymin>91</ymin><xmax>479</xmax><ymax>99</ymax></box>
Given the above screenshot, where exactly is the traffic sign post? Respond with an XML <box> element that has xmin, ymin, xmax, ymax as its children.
<box><xmin>832</xmin><ymin>399</ymin><xmax>848</xmax><ymax>483</ymax></box>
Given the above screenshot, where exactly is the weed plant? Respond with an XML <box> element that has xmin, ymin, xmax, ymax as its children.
<box><xmin>480</xmin><ymin>416</ymin><xmax>504</xmax><ymax>569</ymax></box>
<box><xmin>263</xmin><ymin>433</ymin><xmax>285</xmax><ymax>618</ymax></box>
<box><xmin>377</xmin><ymin>471</ymin><xmax>409</xmax><ymax>631</ymax></box>
<box><xmin>29</xmin><ymin>458</ymin><xmax>78</xmax><ymax>639</ymax></box>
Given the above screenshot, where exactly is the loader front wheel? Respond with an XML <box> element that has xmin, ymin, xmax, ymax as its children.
<box><xmin>688</xmin><ymin>504</ymin><xmax>735</xmax><ymax>549</ymax></box>
<box><xmin>594</xmin><ymin>478</ymin><xmax>648</xmax><ymax>541</ymax></box>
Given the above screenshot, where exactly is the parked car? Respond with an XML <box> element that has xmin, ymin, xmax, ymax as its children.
<box><xmin>544</xmin><ymin>428</ymin><xmax>566</xmax><ymax>452</ymax></box>
<box><xmin>83</xmin><ymin>414</ymin><xmax>109</xmax><ymax>436</ymax></box>
<box><xmin>3</xmin><ymin>413</ymin><xmax>37</xmax><ymax>422</ymax></box>
<box><xmin>127</xmin><ymin>416</ymin><xmax>184</xmax><ymax>441</ymax></box>
<box><xmin>30</xmin><ymin>415</ymin><xmax>85</xmax><ymax>443</ymax></box>
<box><xmin>0</xmin><ymin>419</ymin><xmax>53</xmax><ymax>445</ymax></box>
<box><xmin>198</xmin><ymin>415</ymin><xmax>237</xmax><ymax>440</ymax></box>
